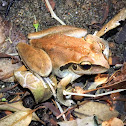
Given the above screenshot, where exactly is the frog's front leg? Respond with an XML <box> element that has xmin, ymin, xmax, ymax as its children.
<box><xmin>56</xmin><ymin>71</ymin><xmax>81</xmax><ymax>106</ymax></box>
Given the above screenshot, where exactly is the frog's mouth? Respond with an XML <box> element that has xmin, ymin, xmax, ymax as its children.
<box><xmin>71</xmin><ymin>64</ymin><xmax>108</xmax><ymax>75</ymax></box>
<box><xmin>60</xmin><ymin>62</ymin><xmax>108</xmax><ymax>75</ymax></box>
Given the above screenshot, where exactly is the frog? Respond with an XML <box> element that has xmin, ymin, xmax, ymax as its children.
<box><xmin>16</xmin><ymin>25</ymin><xmax>110</xmax><ymax>106</ymax></box>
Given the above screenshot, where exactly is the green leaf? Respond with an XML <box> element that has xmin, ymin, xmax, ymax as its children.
<box><xmin>33</xmin><ymin>23</ymin><xmax>39</xmax><ymax>32</ymax></box>
<box><xmin>2</xmin><ymin>98</ymin><xmax>7</xmax><ymax>102</ymax></box>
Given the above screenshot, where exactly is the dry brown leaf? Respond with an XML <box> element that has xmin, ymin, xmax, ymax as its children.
<box><xmin>42</xmin><ymin>102</ymin><xmax>61</xmax><ymax>116</ymax></box>
<box><xmin>105</xmin><ymin>62</ymin><xmax>126</xmax><ymax>89</ymax></box>
<box><xmin>96</xmin><ymin>8</ymin><xmax>126</xmax><ymax>37</ymax></box>
<box><xmin>102</xmin><ymin>117</ymin><xmax>124</xmax><ymax>126</ymax></box>
<box><xmin>0</xmin><ymin>101</ymin><xmax>33</xmax><ymax>126</ymax></box>
<box><xmin>0</xmin><ymin>101</ymin><xmax>44</xmax><ymax>125</ymax></box>
<box><xmin>0</xmin><ymin>18</ymin><xmax>27</xmax><ymax>54</ymax></box>
<box><xmin>0</xmin><ymin>110</ymin><xmax>32</xmax><ymax>126</ymax></box>
<box><xmin>0</xmin><ymin>59</ymin><xmax>22</xmax><ymax>81</ymax></box>
<box><xmin>58</xmin><ymin>116</ymin><xmax>95</xmax><ymax>126</ymax></box>
<box><xmin>74</xmin><ymin>101</ymin><xmax>119</xmax><ymax>123</ymax></box>
<box><xmin>0</xmin><ymin>101</ymin><xmax>29</xmax><ymax>112</ymax></box>
<box><xmin>0</xmin><ymin>16</ymin><xmax>27</xmax><ymax>82</ymax></box>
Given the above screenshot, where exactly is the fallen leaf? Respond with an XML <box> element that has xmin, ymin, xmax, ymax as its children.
<box><xmin>0</xmin><ymin>101</ymin><xmax>29</xmax><ymax>112</ymax></box>
<box><xmin>42</xmin><ymin>102</ymin><xmax>61</xmax><ymax>116</ymax></box>
<box><xmin>0</xmin><ymin>19</ymin><xmax>27</xmax><ymax>54</ymax></box>
<box><xmin>0</xmin><ymin>101</ymin><xmax>44</xmax><ymax>125</ymax></box>
<box><xmin>96</xmin><ymin>8</ymin><xmax>126</xmax><ymax>37</ymax></box>
<box><xmin>14</xmin><ymin>71</ymin><xmax>57</xmax><ymax>103</ymax></box>
<box><xmin>74</xmin><ymin>101</ymin><xmax>119</xmax><ymax>123</ymax></box>
<box><xmin>58</xmin><ymin>116</ymin><xmax>97</xmax><ymax>126</ymax></box>
<box><xmin>105</xmin><ymin>62</ymin><xmax>126</xmax><ymax>89</ymax></box>
<box><xmin>0</xmin><ymin>16</ymin><xmax>27</xmax><ymax>82</ymax></box>
<box><xmin>0</xmin><ymin>110</ymin><xmax>32</xmax><ymax>126</ymax></box>
<box><xmin>115</xmin><ymin>23</ymin><xmax>126</xmax><ymax>44</ymax></box>
<box><xmin>102</xmin><ymin>117</ymin><xmax>124</xmax><ymax>126</ymax></box>
<box><xmin>0</xmin><ymin>59</ymin><xmax>22</xmax><ymax>81</ymax></box>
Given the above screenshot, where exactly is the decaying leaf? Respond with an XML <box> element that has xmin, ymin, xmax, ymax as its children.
<box><xmin>85</xmin><ymin>74</ymin><xmax>109</xmax><ymax>90</ymax></box>
<box><xmin>0</xmin><ymin>16</ymin><xmax>27</xmax><ymax>82</ymax></box>
<box><xmin>105</xmin><ymin>62</ymin><xmax>126</xmax><ymax>89</ymax></box>
<box><xmin>58</xmin><ymin>116</ymin><xmax>97</xmax><ymax>126</ymax></box>
<box><xmin>0</xmin><ymin>110</ymin><xmax>32</xmax><ymax>126</ymax></box>
<box><xmin>42</xmin><ymin>102</ymin><xmax>61</xmax><ymax>117</ymax></box>
<box><xmin>0</xmin><ymin>101</ymin><xmax>28</xmax><ymax>112</ymax></box>
<box><xmin>14</xmin><ymin>70</ymin><xmax>57</xmax><ymax>103</ymax></box>
<box><xmin>0</xmin><ymin>59</ymin><xmax>22</xmax><ymax>81</ymax></box>
<box><xmin>96</xmin><ymin>8</ymin><xmax>126</xmax><ymax>37</ymax></box>
<box><xmin>0</xmin><ymin>17</ymin><xmax>27</xmax><ymax>54</ymax></box>
<box><xmin>74</xmin><ymin>101</ymin><xmax>119</xmax><ymax>123</ymax></box>
<box><xmin>115</xmin><ymin>23</ymin><xmax>126</xmax><ymax>44</ymax></box>
<box><xmin>0</xmin><ymin>101</ymin><xmax>44</xmax><ymax>125</ymax></box>
<box><xmin>102</xmin><ymin>117</ymin><xmax>124</xmax><ymax>126</ymax></box>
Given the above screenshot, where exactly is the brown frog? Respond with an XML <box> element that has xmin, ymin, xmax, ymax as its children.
<box><xmin>16</xmin><ymin>25</ymin><xmax>109</xmax><ymax>105</ymax></box>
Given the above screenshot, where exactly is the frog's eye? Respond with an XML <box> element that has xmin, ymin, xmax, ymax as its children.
<box><xmin>72</xmin><ymin>64</ymin><xmax>78</xmax><ymax>70</ymax></box>
<box><xmin>80</xmin><ymin>61</ymin><xmax>91</xmax><ymax>70</ymax></box>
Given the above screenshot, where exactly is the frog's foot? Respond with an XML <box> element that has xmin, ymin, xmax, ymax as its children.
<box><xmin>57</xmin><ymin>86</ymin><xmax>75</xmax><ymax>106</ymax></box>
<box><xmin>56</xmin><ymin>73</ymin><xmax>76</xmax><ymax>106</ymax></box>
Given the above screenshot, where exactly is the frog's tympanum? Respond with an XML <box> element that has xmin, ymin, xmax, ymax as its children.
<box><xmin>16</xmin><ymin>25</ymin><xmax>110</xmax><ymax>106</ymax></box>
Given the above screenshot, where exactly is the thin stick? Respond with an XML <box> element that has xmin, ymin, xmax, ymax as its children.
<box><xmin>44</xmin><ymin>0</ymin><xmax>66</xmax><ymax>25</ymax></box>
<box><xmin>63</xmin><ymin>89</ymin><xmax>126</xmax><ymax>98</ymax></box>
<box><xmin>55</xmin><ymin>100</ymin><xmax>67</xmax><ymax>121</ymax></box>
<box><xmin>57</xmin><ymin>107</ymin><xmax>71</xmax><ymax>119</ymax></box>
<box><xmin>7</xmin><ymin>53</ymin><xmax>18</xmax><ymax>56</ymax></box>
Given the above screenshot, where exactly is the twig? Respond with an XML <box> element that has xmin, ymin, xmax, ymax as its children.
<box><xmin>63</xmin><ymin>89</ymin><xmax>126</xmax><ymax>98</ymax></box>
<box><xmin>0</xmin><ymin>53</ymin><xmax>19</xmax><ymax>60</ymax></box>
<box><xmin>43</xmin><ymin>77</ymin><xmax>66</xmax><ymax>121</ymax></box>
<box><xmin>44</xmin><ymin>0</ymin><xmax>66</xmax><ymax>25</ymax></box>
<box><xmin>57</xmin><ymin>107</ymin><xmax>71</xmax><ymax>119</ymax></box>
<box><xmin>0</xmin><ymin>84</ymin><xmax>18</xmax><ymax>93</ymax></box>
<box><xmin>55</xmin><ymin>100</ymin><xmax>67</xmax><ymax>121</ymax></box>
<box><xmin>7</xmin><ymin>53</ymin><xmax>18</xmax><ymax>56</ymax></box>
